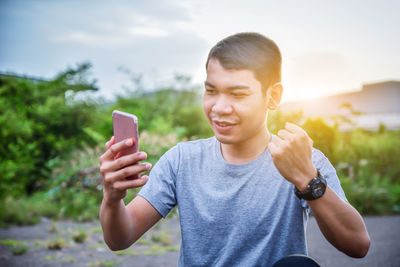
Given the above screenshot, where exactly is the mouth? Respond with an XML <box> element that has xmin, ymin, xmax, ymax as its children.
<box><xmin>214</xmin><ymin>121</ymin><xmax>236</xmax><ymax>127</ymax></box>
<box><xmin>212</xmin><ymin>120</ymin><xmax>237</xmax><ymax>132</ymax></box>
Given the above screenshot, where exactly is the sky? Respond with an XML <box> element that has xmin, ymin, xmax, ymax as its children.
<box><xmin>1</xmin><ymin>0</ymin><xmax>399</xmax><ymax>102</ymax></box>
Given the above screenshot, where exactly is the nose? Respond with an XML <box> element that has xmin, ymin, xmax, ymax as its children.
<box><xmin>211</xmin><ymin>94</ymin><xmax>233</xmax><ymax>115</ymax></box>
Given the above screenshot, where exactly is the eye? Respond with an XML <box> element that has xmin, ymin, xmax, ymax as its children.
<box><xmin>232</xmin><ymin>92</ymin><xmax>248</xmax><ymax>97</ymax></box>
<box><xmin>205</xmin><ymin>88</ymin><xmax>216</xmax><ymax>95</ymax></box>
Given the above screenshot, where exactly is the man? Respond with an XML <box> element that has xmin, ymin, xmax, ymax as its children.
<box><xmin>99</xmin><ymin>32</ymin><xmax>370</xmax><ymax>266</ymax></box>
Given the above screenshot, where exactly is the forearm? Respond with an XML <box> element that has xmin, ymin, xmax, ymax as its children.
<box><xmin>308</xmin><ymin>186</ymin><xmax>370</xmax><ymax>258</ymax></box>
<box><xmin>100</xmin><ymin>198</ymin><xmax>135</xmax><ymax>250</ymax></box>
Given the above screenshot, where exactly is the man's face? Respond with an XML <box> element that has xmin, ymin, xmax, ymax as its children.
<box><xmin>203</xmin><ymin>58</ymin><xmax>269</xmax><ymax>145</ymax></box>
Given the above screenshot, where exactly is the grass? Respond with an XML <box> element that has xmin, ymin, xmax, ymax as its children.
<box><xmin>0</xmin><ymin>238</ymin><xmax>30</xmax><ymax>255</ymax></box>
<box><xmin>165</xmin><ymin>245</ymin><xmax>180</xmax><ymax>252</ymax></box>
<box><xmin>87</xmin><ymin>243</ymin><xmax>106</xmax><ymax>250</ymax></box>
<box><xmin>143</xmin><ymin>244</ymin><xmax>166</xmax><ymax>255</ymax></box>
<box><xmin>0</xmin><ymin>195</ymin><xmax>60</xmax><ymax>227</ymax></box>
<box><xmin>115</xmin><ymin>249</ymin><xmax>138</xmax><ymax>256</ymax></box>
<box><xmin>89</xmin><ymin>260</ymin><xmax>121</xmax><ymax>267</ymax></box>
<box><xmin>48</xmin><ymin>221</ymin><xmax>60</xmax><ymax>234</ymax></box>
<box><xmin>61</xmin><ymin>256</ymin><xmax>76</xmax><ymax>263</ymax></box>
<box><xmin>150</xmin><ymin>228</ymin><xmax>172</xmax><ymax>246</ymax></box>
<box><xmin>89</xmin><ymin>227</ymin><xmax>103</xmax><ymax>234</ymax></box>
<box><xmin>0</xmin><ymin>238</ymin><xmax>27</xmax><ymax>247</ymax></box>
<box><xmin>11</xmin><ymin>246</ymin><xmax>28</xmax><ymax>255</ymax></box>
<box><xmin>47</xmin><ymin>237</ymin><xmax>68</xmax><ymax>250</ymax></box>
<box><xmin>44</xmin><ymin>255</ymin><xmax>57</xmax><ymax>261</ymax></box>
<box><xmin>136</xmin><ymin>237</ymin><xmax>151</xmax><ymax>245</ymax></box>
<box><xmin>33</xmin><ymin>239</ymin><xmax>47</xmax><ymax>250</ymax></box>
<box><xmin>44</xmin><ymin>252</ymin><xmax>75</xmax><ymax>262</ymax></box>
<box><xmin>71</xmin><ymin>228</ymin><xmax>87</xmax><ymax>243</ymax></box>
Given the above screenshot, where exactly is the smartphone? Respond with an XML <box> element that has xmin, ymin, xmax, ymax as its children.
<box><xmin>112</xmin><ymin>110</ymin><xmax>139</xmax><ymax>179</ymax></box>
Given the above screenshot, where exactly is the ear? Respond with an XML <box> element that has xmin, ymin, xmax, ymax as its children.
<box><xmin>266</xmin><ymin>82</ymin><xmax>283</xmax><ymax>110</ymax></box>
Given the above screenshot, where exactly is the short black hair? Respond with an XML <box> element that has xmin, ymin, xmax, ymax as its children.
<box><xmin>206</xmin><ymin>32</ymin><xmax>282</xmax><ymax>93</ymax></box>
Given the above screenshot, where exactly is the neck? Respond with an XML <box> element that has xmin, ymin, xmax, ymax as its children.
<box><xmin>220</xmin><ymin>126</ymin><xmax>271</xmax><ymax>164</ymax></box>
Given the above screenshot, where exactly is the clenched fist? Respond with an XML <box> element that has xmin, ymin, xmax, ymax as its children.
<box><xmin>267</xmin><ymin>122</ymin><xmax>317</xmax><ymax>191</ymax></box>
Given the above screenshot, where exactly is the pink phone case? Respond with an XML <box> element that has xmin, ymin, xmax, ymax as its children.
<box><xmin>112</xmin><ymin>110</ymin><xmax>139</xmax><ymax>179</ymax></box>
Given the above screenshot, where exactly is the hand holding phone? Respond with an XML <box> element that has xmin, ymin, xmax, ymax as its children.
<box><xmin>100</xmin><ymin>136</ymin><xmax>151</xmax><ymax>204</ymax></box>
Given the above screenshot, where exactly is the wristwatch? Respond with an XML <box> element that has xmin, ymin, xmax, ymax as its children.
<box><xmin>294</xmin><ymin>170</ymin><xmax>327</xmax><ymax>200</ymax></box>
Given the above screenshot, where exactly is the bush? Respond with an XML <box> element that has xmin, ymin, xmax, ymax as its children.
<box><xmin>0</xmin><ymin>63</ymin><xmax>98</xmax><ymax>196</ymax></box>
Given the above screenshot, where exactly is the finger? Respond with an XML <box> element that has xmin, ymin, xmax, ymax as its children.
<box><xmin>113</xmin><ymin>175</ymin><xmax>149</xmax><ymax>190</ymax></box>
<box><xmin>103</xmin><ymin>138</ymin><xmax>136</xmax><ymax>161</ymax></box>
<box><xmin>105</xmin><ymin>162</ymin><xmax>152</xmax><ymax>184</ymax></box>
<box><xmin>108</xmin><ymin>152</ymin><xmax>148</xmax><ymax>172</ymax></box>
<box><xmin>286</xmin><ymin>122</ymin><xmax>310</xmax><ymax>141</ymax></box>
<box><xmin>277</xmin><ymin>129</ymin><xmax>293</xmax><ymax>141</ymax></box>
<box><xmin>100</xmin><ymin>151</ymin><xmax>147</xmax><ymax>174</ymax></box>
<box><xmin>105</xmin><ymin>136</ymin><xmax>115</xmax><ymax>149</ymax></box>
<box><xmin>272</xmin><ymin>134</ymin><xmax>284</xmax><ymax>145</ymax></box>
<box><xmin>285</xmin><ymin>122</ymin><xmax>302</xmax><ymax>134</ymax></box>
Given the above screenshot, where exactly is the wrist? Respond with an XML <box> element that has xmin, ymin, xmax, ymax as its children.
<box><xmin>102</xmin><ymin>197</ymin><xmax>124</xmax><ymax>209</ymax></box>
<box><xmin>294</xmin><ymin>167</ymin><xmax>318</xmax><ymax>191</ymax></box>
<box><xmin>294</xmin><ymin>169</ymin><xmax>327</xmax><ymax>201</ymax></box>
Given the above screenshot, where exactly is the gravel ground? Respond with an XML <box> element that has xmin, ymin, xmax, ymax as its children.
<box><xmin>307</xmin><ymin>216</ymin><xmax>400</xmax><ymax>267</ymax></box>
<box><xmin>0</xmin><ymin>216</ymin><xmax>399</xmax><ymax>267</ymax></box>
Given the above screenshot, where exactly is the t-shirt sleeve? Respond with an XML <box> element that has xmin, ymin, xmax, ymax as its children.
<box><xmin>301</xmin><ymin>148</ymin><xmax>348</xmax><ymax>214</ymax></box>
<box><xmin>138</xmin><ymin>144</ymin><xmax>180</xmax><ymax>218</ymax></box>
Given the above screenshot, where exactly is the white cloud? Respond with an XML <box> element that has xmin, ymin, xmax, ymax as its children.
<box><xmin>54</xmin><ymin>31</ymin><xmax>98</xmax><ymax>45</ymax></box>
<box><xmin>129</xmin><ymin>26</ymin><xmax>169</xmax><ymax>37</ymax></box>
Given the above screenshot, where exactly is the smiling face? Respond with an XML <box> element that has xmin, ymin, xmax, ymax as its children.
<box><xmin>203</xmin><ymin>58</ymin><xmax>270</xmax><ymax>146</ymax></box>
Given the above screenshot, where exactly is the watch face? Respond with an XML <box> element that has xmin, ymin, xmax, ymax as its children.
<box><xmin>312</xmin><ymin>181</ymin><xmax>326</xmax><ymax>198</ymax></box>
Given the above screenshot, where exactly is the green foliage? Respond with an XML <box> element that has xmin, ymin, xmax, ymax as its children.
<box><xmin>341</xmin><ymin>173</ymin><xmax>400</xmax><ymax>215</ymax></box>
<box><xmin>1</xmin><ymin>63</ymin><xmax>399</xmax><ymax>227</ymax></box>
<box><xmin>302</xmin><ymin>118</ymin><xmax>337</xmax><ymax>160</ymax></box>
<box><xmin>115</xmin><ymin>249</ymin><xmax>139</xmax><ymax>256</ymax></box>
<box><xmin>0</xmin><ymin>239</ymin><xmax>27</xmax><ymax>247</ymax></box>
<box><xmin>0</xmin><ymin>63</ymin><xmax>98</xmax><ymax>196</ymax></box>
<box><xmin>0</xmin><ymin>195</ymin><xmax>59</xmax><ymax>226</ymax></box>
<box><xmin>333</xmin><ymin>130</ymin><xmax>400</xmax><ymax>180</ymax></box>
<box><xmin>44</xmin><ymin>255</ymin><xmax>57</xmax><ymax>260</ymax></box>
<box><xmin>89</xmin><ymin>260</ymin><xmax>121</xmax><ymax>267</ymax></box>
<box><xmin>268</xmin><ymin>109</ymin><xmax>304</xmax><ymax>135</ymax></box>
<box><xmin>48</xmin><ymin>221</ymin><xmax>60</xmax><ymax>234</ymax></box>
<box><xmin>143</xmin><ymin>244</ymin><xmax>168</xmax><ymax>255</ymax></box>
<box><xmin>151</xmin><ymin>228</ymin><xmax>172</xmax><ymax>246</ymax></box>
<box><xmin>108</xmin><ymin>86</ymin><xmax>212</xmax><ymax>139</ymax></box>
<box><xmin>71</xmin><ymin>228</ymin><xmax>88</xmax><ymax>243</ymax></box>
<box><xmin>47</xmin><ymin>237</ymin><xmax>67</xmax><ymax>250</ymax></box>
<box><xmin>12</xmin><ymin>246</ymin><xmax>29</xmax><ymax>255</ymax></box>
<box><xmin>334</xmin><ymin>130</ymin><xmax>400</xmax><ymax>214</ymax></box>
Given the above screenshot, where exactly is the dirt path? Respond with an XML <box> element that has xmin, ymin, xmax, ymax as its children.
<box><xmin>1</xmin><ymin>216</ymin><xmax>399</xmax><ymax>266</ymax></box>
<box><xmin>0</xmin><ymin>217</ymin><xmax>181</xmax><ymax>267</ymax></box>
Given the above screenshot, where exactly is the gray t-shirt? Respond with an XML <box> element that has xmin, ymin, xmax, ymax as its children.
<box><xmin>138</xmin><ymin>136</ymin><xmax>347</xmax><ymax>266</ymax></box>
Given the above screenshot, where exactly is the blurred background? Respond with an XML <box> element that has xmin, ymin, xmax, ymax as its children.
<box><xmin>0</xmin><ymin>0</ymin><xmax>399</xmax><ymax>265</ymax></box>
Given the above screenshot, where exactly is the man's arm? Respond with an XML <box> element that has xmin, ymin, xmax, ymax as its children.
<box><xmin>307</xmin><ymin>186</ymin><xmax>370</xmax><ymax>257</ymax></box>
<box><xmin>268</xmin><ymin>122</ymin><xmax>370</xmax><ymax>258</ymax></box>
<box><xmin>99</xmin><ymin>137</ymin><xmax>162</xmax><ymax>250</ymax></box>
<box><xmin>100</xmin><ymin>196</ymin><xmax>162</xmax><ymax>250</ymax></box>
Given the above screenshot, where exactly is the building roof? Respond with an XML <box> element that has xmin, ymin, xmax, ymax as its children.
<box><xmin>279</xmin><ymin>80</ymin><xmax>400</xmax><ymax>131</ymax></box>
<box><xmin>280</xmin><ymin>80</ymin><xmax>400</xmax><ymax>117</ymax></box>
